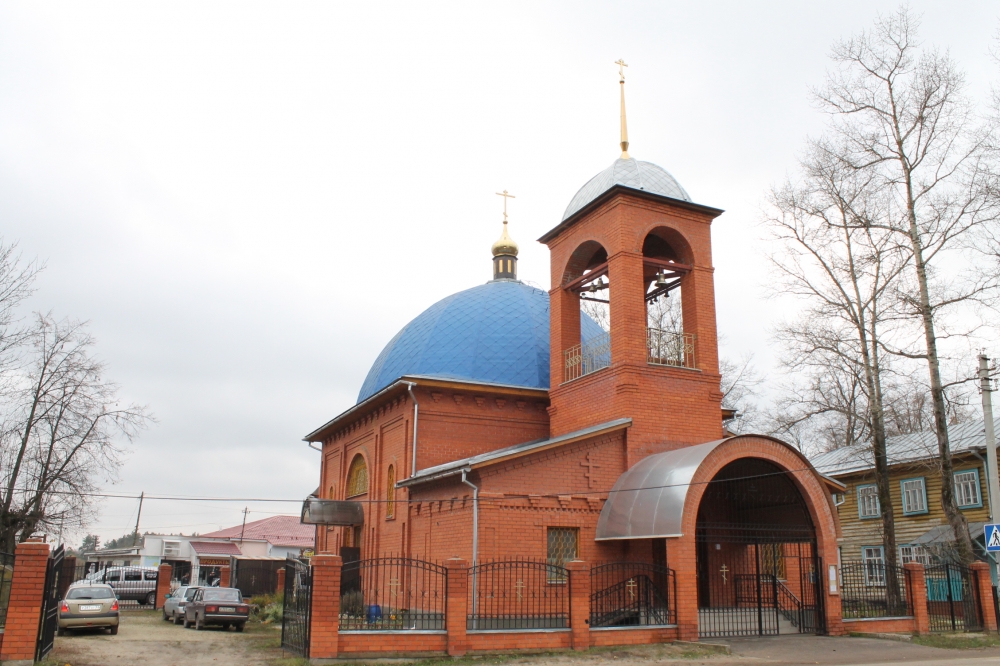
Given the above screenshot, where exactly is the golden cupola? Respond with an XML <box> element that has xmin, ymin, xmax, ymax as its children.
<box><xmin>492</xmin><ymin>190</ymin><xmax>519</xmax><ymax>280</ymax></box>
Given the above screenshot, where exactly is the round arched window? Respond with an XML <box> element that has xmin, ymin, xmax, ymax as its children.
<box><xmin>346</xmin><ymin>454</ymin><xmax>369</xmax><ymax>497</ymax></box>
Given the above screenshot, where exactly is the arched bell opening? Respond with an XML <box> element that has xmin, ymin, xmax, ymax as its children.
<box><xmin>642</xmin><ymin>227</ymin><xmax>695</xmax><ymax>369</ymax></box>
<box><xmin>694</xmin><ymin>458</ymin><xmax>824</xmax><ymax>638</ymax></box>
<box><xmin>560</xmin><ymin>241</ymin><xmax>611</xmax><ymax>382</ymax></box>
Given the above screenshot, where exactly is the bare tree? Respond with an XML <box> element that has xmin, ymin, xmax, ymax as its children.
<box><xmin>765</xmin><ymin>145</ymin><xmax>910</xmax><ymax>582</ymax></box>
<box><xmin>814</xmin><ymin>7</ymin><xmax>1000</xmax><ymax>563</ymax></box>
<box><xmin>0</xmin><ymin>314</ymin><xmax>152</xmax><ymax>551</ymax></box>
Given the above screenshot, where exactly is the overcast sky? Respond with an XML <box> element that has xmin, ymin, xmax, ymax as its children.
<box><xmin>1</xmin><ymin>1</ymin><xmax>998</xmax><ymax>545</ymax></box>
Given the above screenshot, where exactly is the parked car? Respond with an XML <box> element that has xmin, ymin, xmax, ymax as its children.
<box><xmin>58</xmin><ymin>584</ymin><xmax>119</xmax><ymax>635</ymax></box>
<box><xmin>162</xmin><ymin>586</ymin><xmax>200</xmax><ymax>624</ymax></box>
<box><xmin>74</xmin><ymin>566</ymin><xmax>158</xmax><ymax>606</ymax></box>
<box><xmin>183</xmin><ymin>587</ymin><xmax>249</xmax><ymax>631</ymax></box>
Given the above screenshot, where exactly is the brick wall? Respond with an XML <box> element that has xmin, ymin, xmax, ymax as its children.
<box><xmin>0</xmin><ymin>541</ymin><xmax>49</xmax><ymax>663</ymax></box>
<box><xmin>156</xmin><ymin>564</ymin><xmax>173</xmax><ymax>609</ymax></box>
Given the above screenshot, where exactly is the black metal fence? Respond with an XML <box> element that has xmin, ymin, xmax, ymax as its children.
<box><xmin>233</xmin><ymin>559</ymin><xmax>283</xmax><ymax>599</ymax></box>
<box><xmin>69</xmin><ymin>562</ymin><xmax>159</xmax><ymax>609</ymax></box>
<box><xmin>839</xmin><ymin>562</ymin><xmax>912</xmax><ymax>619</ymax></box>
<box><xmin>467</xmin><ymin>559</ymin><xmax>568</xmax><ymax>630</ymax></box>
<box><xmin>0</xmin><ymin>551</ymin><xmax>13</xmax><ymax>629</ymax></box>
<box><xmin>340</xmin><ymin>557</ymin><xmax>447</xmax><ymax>631</ymax></box>
<box><xmin>281</xmin><ymin>557</ymin><xmax>311</xmax><ymax>657</ymax></box>
<box><xmin>590</xmin><ymin>562</ymin><xmax>675</xmax><ymax>627</ymax></box>
<box><xmin>925</xmin><ymin>563</ymin><xmax>982</xmax><ymax>632</ymax></box>
<box><xmin>36</xmin><ymin>545</ymin><xmax>65</xmax><ymax>662</ymax></box>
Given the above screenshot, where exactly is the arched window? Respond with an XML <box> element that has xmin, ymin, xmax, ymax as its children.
<box><xmin>386</xmin><ymin>465</ymin><xmax>396</xmax><ymax>518</ymax></box>
<box><xmin>346</xmin><ymin>454</ymin><xmax>368</xmax><ymax>497</ymax></box>
<box><xmin>329</xmin><ymin>485</ymin><xmax>336</xmax><ymax>500</ymax></box>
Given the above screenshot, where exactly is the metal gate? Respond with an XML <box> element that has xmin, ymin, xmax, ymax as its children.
<box><xmin>36</xmin><ymin>545</ymin><xmax>65</xmax><ymax>661</ymax></box>
<box><xmin>280</xmin><ymin>557</ymin><xmax>311</xmax><ymax>657</ymax></box>
<box><xmin>925</xmin><ymin>563</ymin><xmax>982</xmax><ymax>632</ymax></box>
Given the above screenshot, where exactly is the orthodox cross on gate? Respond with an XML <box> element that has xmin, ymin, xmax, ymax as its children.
<box><xmin>626</xmin><ymin>578</ymin><xmax>637</xmax><ymax>600</ymax></box>
<box><xmin>581</xmin><ymin>452</ymin><xmax>601</xmax><ymax>489</ymax></box>
<box><xmin>719</xmin><ymin>564</ymin><xmax>729</xmax><ymax>584</ymax></box>
<box><xmin>389</xmin><ymin>577</ymin><xmax>401</xmax><ymax>600</ymax></box>
<box><xmin>514</xmin><ymin>580</ymin><xmax>525</xmax><ymax>601</ymax></box>
<box><xmin>496</xmin><ymin>190</ymin><xmax>515</xmax><ymax>223</ymax></box>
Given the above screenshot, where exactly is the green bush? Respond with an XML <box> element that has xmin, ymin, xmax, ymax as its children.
<box><xmin>250</xmin><ymin>592</ymin><xmax>283</xmax><ymax>624</ymax></box>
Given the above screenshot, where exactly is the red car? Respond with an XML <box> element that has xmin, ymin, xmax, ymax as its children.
<box><xmin>183</xmin><ymin>587</ymin><xmax>249</xmax><ymax>631</ymax></box>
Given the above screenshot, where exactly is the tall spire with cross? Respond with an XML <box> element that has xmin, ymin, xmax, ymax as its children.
<box><xmin>616</xmin><ymin>59</ymin><xmax>630</xmax><ymax>159</ymax></box>
<box><xmin>491</xmin><ymin>190</ymin><xmax>519</xmax><ymax>281</ymax></box>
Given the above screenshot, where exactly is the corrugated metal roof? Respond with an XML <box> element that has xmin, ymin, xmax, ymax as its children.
<box><xmin>809</xmin><ymin>418</ymin><xmax>995</xmax><ymax>477</ymax></box>
<box><xmin>190</xmin><ymin>541</ymin><xmax>242</xmax><ymax>556</ymax></box>
<box><xmin>199</xmin><ymin>515</ymin><xmax>314</xmax><ymax>547</ymax></box>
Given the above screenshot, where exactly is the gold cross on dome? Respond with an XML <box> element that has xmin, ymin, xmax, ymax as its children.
<box><xmin>720</xmin><ymin>564</ymin><xmax>729</xmax><ymax>584</ymax></box>
<box><xmin>615</xmin><ymin>59</ymin><xmax>628</xmax><ymax>82</ymax></box>
<box><xmin>496</xmin><ymin>190</ymin><xmax>515</xmax><ymax>223</ymax></box>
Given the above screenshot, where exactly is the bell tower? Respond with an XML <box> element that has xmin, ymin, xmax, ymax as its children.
<box><xmin>540</xmin><ymin>63</ymin><xmax>726</xmax><ymax>466</ymax></box>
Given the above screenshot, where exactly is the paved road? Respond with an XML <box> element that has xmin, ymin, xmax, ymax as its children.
<box><xmin>722</xmin><ymin>635</ymin><xmax>1000</xmax><ymax>665</ymax></box>
<box><xmin>47</xmin><ymin>611</ymin><xmax>281</xmax><ymax>666</ymax></box>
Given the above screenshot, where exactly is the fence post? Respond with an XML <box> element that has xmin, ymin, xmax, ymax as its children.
<box><xmin>566</xmin><ymin>560</ymin><xmax>590</xmax><ymax>650</ymax></box>
<box><xmin>156</xmin><ymin>563</ymin><xmax>173</xmax><ymax>609</ymax></box>
<box><xmin>219</xmin><ymin>564</ymin><xmax>231</xmax><ymax>588</ymax></box>
<box><xmin>309</xmin><ymin>553</ymin><xmax>342</xmax><ymax>660</ymax></box>
<box><xmin>276</xmin><ymin>566</ymin><xmax>286</xmax><ymax>595</ymax></box>
<box><xmin>444</xmin><ymin>557</ymin><xmax>468</xmax><ymax>657</ymax></box>
<box><xmin>0</xmin><ymin>540</ymin><xmax>50</xmax><ymax>666</ymax></box>
<box><xmin>904</xmin><ymin>562</ymin><xmax>929</xmax><ymax>636</ymax></box>
<box><xmin>971</xmin><ymin>561</ymin><xmax>997</xmax><ymax>632</ymax></box>
<box><xmin>672</xmin><ymin>537</ymin><xmax>699</xmax><ymax>641</ymax></box>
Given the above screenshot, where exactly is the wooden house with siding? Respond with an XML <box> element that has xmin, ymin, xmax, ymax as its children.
<box><xmin>810</xmin><ymin>419</ymin><xmax>995</xmax><ymax>567</ymax></box>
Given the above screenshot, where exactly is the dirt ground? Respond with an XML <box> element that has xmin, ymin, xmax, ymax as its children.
<box><xmin>42</xmin><ymin>613</ymin><xmax>1000</xmax><ymax>666</ymax></box>
<box><xmin>44</xmin><ymin>610</ymin><xmax>287</xmax><ymax>666</ymax></box>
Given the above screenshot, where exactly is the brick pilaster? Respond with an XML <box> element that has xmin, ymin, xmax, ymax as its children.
<box><xmin>219</xmin><ymin>565</ymin><xmax>231</xmax><ymax>588</ymax></box>
<box><xmin>823</xmin><ymin>561</ymin><xmax>845</xmax><ymax>636</ymax></box>
<box><xmin>156</xmin><ymin>564</ymin><xmax>173</xmax><ymax>609</ymax></box>
<box><xmin>309</xmin><ymin>554</ymin><xmax>342</xmax><ymax>660</ymax></box>
<box><xmin>276</xmin><ymin>566</ymin><xmax>286</xmax><ymax>595</ymax></box>
<box><xmin>972</xmin><ymin>561</ymin><xmax>997</xmax><ymax>632</ymax></box>
<box><xmin>445</xmin><ymin>557</ymin><xmax>468</xmax><ymax>657</ymax></box>
<box><xmin>0</xmin><ymin>540</ymin><xmax>50</xmax><ymax>664</ymax></box>
<box><xmin>566</xmin><ymin>559</ymin><xmax>590</xmax><ymax>650</ymax></box>
<box><xmin>904</xmin><ymin>562</ymin><xmax>930</xmax><ymax>635</ymax></box>
<box><xmin>672</xmin><ymin>536</ymin><xmax>699</xmax><ymax>641</ymax></box>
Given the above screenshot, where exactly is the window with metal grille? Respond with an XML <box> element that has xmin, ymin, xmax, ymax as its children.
<box><xmin>386</xmin><ymin>465</ymin><xmax>395</xmax><ymax>519</ymax></box>
<box><xmin>900</xmin><ymin>478</ymin><xmax>927</xmax><ymax>515</ymax></box>
<box><xmin>954</xmin><ymin>470</ymin><xmax>981</xmax><ymax>507</ymax></box>
<box><xmin>760</xmin><ymin>543</ymin><xmax>786</xmax><ymax>580</ymax></box>
<box><xmin>857</xmin><ymin>485</ymin><xmax>880</xmax><ymax>518</ymax></box>
<box><xmin>899</xmin><ymin>544</ymin><xmax>932</xmax><ymax>566</ymax></box>
<box><xmin>346</xmin><ymin>454</ymin><xmax>368</xmax><ymax>497</ymax></box>
<box><xmin>546</xmin><ymin>527</ymin><xmax>578</xmax><ymax>582</ymax></box>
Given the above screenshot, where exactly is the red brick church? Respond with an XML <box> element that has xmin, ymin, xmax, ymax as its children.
<box><xmin>304</xmin><ymin>71</ymin><xmax>845</xmax><ymax>640</ymax></box>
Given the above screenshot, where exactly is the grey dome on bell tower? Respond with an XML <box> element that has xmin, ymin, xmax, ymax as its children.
<box><xmin>562</xmin><ymin>158</ymin><xmax>691</xmax><ymax>221</ymax></box>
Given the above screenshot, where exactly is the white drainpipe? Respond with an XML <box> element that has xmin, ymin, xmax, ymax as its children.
<box><xmin>406</xmin><ymin>382</ymin><xmax>419</xmax><ymax>477</ymax></box>
<box><xmin>461</xmin><ymin>468</ymin><xmax>479</xmax><ymax>627</ymax></box>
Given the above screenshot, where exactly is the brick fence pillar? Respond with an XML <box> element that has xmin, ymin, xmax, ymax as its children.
<box><xmin>156</xmin><ymin>564</ymin><xmax>173</xmax><ymax>609</ymax></box>
<box><xmin>59</xmin><ymin>555</ymin><xmax>77</xmax><ymax>602</ymax></box>
<box><xmin>904</xmin><ymin>562</ymin><xmax>929</xmax><ymax>635</ymax></box>
<box><xmin>972</xmin><ymin>561</ymin><xmax>997</xmax><ymax>632</ymax></box>
<box><xmin>276</xmin><ymin>566</ymin><xmax>286</xmax><ymax>595</ymax></box>
<box><xmin>566</xmin><ymin>560</ymin><xmax>590</xmax><ymax>650</ymax></box>
<box><xmin>823</xmin><ymin>561</ymin><xmax>845</xmax><ymax>636</ymax></box>
<box><xmin>444</xmin><ymin>557</ymin><xmax>468</xmax><ymax>657</ymax></box>
<box><xmin>219</xmin><ymin>565</ymin><xmax>231</xmax><ymax>588</ymax></box>
<box><xmin>0</xmin><ymin>540</ymin><xmax>50</xmax><ymax>665</ymax></box>
<box><xmin>672</xmin><ymin>536</ymin><xmax>699</xmax><ymax>641</ymax></box>
<box><xmin>309</xmin><ymin>554</ymin><xmax>342</xmax><ymax>660</ymax></box>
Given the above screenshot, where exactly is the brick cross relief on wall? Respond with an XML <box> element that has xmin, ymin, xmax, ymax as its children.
<box><xmin>580</xmin><ymin>452</ymin><xmax>601</xmax><ymax>489</ymax></box>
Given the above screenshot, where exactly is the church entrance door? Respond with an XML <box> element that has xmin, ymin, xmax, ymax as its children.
<box><xmin>695</xmin><ymin>458</ymin><xmax>825</xmax><ymax>638</ymax></box>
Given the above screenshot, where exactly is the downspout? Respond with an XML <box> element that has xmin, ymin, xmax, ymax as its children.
<box><xmin>307</xmin><ymin>441</ymin><xmax>322</xmax><ymax>452</ymax></box>
<box><xmin>461</xmin><ymin>468</ymin><xmax>479</xmax><ymax>627</ymax></box>
<box><xmin>406</xmin><ymin>382</ymin><xmax>419</xmax><ymax>477</ymax></box>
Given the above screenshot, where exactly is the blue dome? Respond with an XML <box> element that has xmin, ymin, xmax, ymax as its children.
<box><xmin>358</xmin><ymin>281</ymin><xmax>606</xmax><ymax>403</ymax></box>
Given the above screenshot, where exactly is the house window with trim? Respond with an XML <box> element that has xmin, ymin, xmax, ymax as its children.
<box><xmin>862</xmin><ymin>546</ymin><xmax>885</xmax><ymax>586</ymax></box>
<box><xmin>900</xmin><ymin>544</ymin><xmax>932</xmax><ymax>566</ymax></box>
<box><xmin>900</xmin><ymin>478</ymin><xmax>927</xmax><ymax>515</ymax></box>
<box><xmin>346</xmin><ymin>454</ymin><xmax>369</xmax><ymax>497</ymax></box>
<box><xmin>386</xmin><ymin>465</ymin><xmax>396</xmax><ymax>519</ymax></box>
<box><xmin>857</xmin><ymin>484</ymin><xmax>880</xmax><ymax>518</ymax></box>
<box><xmin>546</xmin><ymin>527</ymin><xmax>578</xmax><ymax>582</ymax></box>
<box><xmin>954</xmin><ymin>469</ymin><xmax>982</xmax><ymax>508</ymax></box>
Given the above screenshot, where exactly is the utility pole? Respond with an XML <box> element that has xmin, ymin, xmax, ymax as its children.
<box><xmin>132</xmin><ymin>492</ymin><xmax>145</xmax><ymax>548</ymax></box>
<box><xmin>239</xmin><ymin>507</ymin><xmax>248</xmax><ymax>544</ymax></box>
<box><xmin>979</xmin><ymin>354</ymin><xmax>999</xmax><ymax>585</ymax></box>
